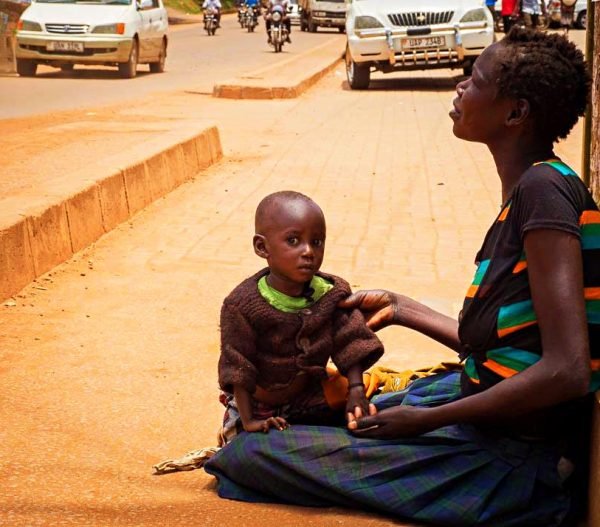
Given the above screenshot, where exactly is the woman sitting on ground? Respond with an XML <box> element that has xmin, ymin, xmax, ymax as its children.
<box><xmin>205</xmin><ymin>27</ymin><xmax>597</xmax><ymax>527</ymax></box>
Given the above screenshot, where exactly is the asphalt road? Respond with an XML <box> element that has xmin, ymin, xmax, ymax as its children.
<box><xmin>0</xmin><ymin>13</ymin><xmax>344</xmax><ymax>119</ymax></box>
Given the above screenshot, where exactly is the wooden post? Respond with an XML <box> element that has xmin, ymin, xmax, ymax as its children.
<box><xmin>0</xmin><ymin>0</ymin><xmax>27</xmax><ymax>75</ymax></box>
<box><xmin>588</xmin><ymin>6</ymin><xmax>600</xmax><ymax>527</ymax></box>
<box><xmin>10</xmin><ymin>22</ymin><xmax>15</xmax><ymax>71</ymax></box>
<box><xmin>0</xmin><ymin>10</ymin><xmax>8</xmax><ymax>74</ymax></box>
<box><xmin>589</xmin><ymin>1</ymin><xmax>600</xmax><ymax>202</ymax></box>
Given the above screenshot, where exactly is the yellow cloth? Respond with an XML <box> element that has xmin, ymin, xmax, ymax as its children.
<box><xmin>365</xmin><ymin>362</ymin><xmax>463</xmax><ymax>396</ymax></box>
<box><xmin>322</xmin><ymin>362</ymin><xmax>462</xmax><ymax>410</ymax></box>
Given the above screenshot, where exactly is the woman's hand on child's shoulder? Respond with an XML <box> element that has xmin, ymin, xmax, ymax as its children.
<box><xmin>338</xmin><ymin>289</ymin><xmax>400</xmax><ymax>331</ymax></box>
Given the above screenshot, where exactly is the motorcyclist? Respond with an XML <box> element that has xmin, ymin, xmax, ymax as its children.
<box><xmin>237</xmin><ymin>0</ymin><xmax>246</xmax><ymax>25</ymax></box>
<box><xmin>265</xmin><ymin>0</ymin><xmax>291</xmax><ymax>44</ymax></box>
<box><xmin>202</xmin><ymin>0</ymin><xmax>222</xmax><ymax>28</ymax></box>
<box><xmin>245</xmin><ymin>0</ymin><xmax>261</xmax><ymax>24</ymax></box>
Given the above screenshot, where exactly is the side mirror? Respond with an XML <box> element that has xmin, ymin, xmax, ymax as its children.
<box><xmin>137</xmin><ymin>0</ymin><xmax>153</xmax><ymax>9</ymax></box>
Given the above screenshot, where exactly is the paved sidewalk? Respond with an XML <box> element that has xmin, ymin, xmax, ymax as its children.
<box><xmin>0</xmin><ymin>51</ymin><xmax>587</xmax><ymax>526</ymax></box>
<box><xmin>0</xmin><ymin>32</ymin><xmax>344</xmax><ymax>300</ymax></box>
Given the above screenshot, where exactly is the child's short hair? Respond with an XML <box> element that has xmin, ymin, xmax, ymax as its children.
<box><xmin>255</xmin><ymin>191</ymin><xmax>319</xmax><ymax>232</ymax></box>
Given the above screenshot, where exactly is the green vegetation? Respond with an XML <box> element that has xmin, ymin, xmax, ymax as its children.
<box><xmin>164</xmin><ymin>0</ymin><xmax>236</xmax><ymax>14</ymax></box>
<box><xmin>164</xmin><ymin>0</ymin><xmax>201</xmax><ymax>14</ymax></box>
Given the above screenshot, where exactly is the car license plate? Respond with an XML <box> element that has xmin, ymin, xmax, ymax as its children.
<box><xmin>401</xmin><ymin>36</ymin><xmax>446</xmax><ymax>50</ymax></box>
<box><xmin>46</xmin><ymin>41</ymin><xmax>84</xmax><ymax>53</ymax></box>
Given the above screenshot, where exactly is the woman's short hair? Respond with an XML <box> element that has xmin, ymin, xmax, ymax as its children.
<box><xmin>497</xmin><ymin>27</ymin><xmax>590</xmax><ymax>144</ymax></box>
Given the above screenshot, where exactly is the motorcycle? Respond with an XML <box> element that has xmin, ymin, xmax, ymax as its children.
<box><xmin>268</xmin><ymin>5</ymin><xmax>289</xmax><ymax>52</ymax></box>
<box><xmin>245</xmin><ymin>5</ymin><xmax>259</xmax><ymax>32</ymax></box>
<box><xmin>238</xmin><ymin>4</ymin><xmax>247</xmax><ymax>28</ymax></box>
<box><xmin>204</xmin><ymin>7</ymin><xmax>218</xmax><ymax>36</ymax></box>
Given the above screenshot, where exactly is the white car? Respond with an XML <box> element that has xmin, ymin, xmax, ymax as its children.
<box><xmin>345</xmin><ymin>0</ymin><xmax>495</xmax><ymax>89</ymax></box>
<box><xmin>15</xmin><ymin>0</ymin><xmax>168</xmax><ymax>78</ymax></box>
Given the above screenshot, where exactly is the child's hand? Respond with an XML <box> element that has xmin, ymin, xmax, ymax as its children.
<box><xmin>244</xmin><ymin>416</ymin><xmax>289</xmax><ymax>434</ymax></box>
<box><xmin>345</xmin><ymin>386</ymin><xmax>372</xmax><ymax>425</ymax></box>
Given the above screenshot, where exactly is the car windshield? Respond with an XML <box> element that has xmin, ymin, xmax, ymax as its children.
<box><xmin>34</xmin><ymin>0</ymin><xmax>132</xmax><ymax>4</ymax></box>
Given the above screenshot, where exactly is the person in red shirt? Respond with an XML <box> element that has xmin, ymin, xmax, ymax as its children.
<box><xmin>501</xmin><ymin>0</ymin><xmax>519</xmax><ymax>32</ymax></box>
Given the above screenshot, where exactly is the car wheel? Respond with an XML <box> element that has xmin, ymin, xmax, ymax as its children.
<box><xmin>577</xmin><ymin>9</ymin><xmax>586</xmax><ymax>29</ymax></box>
<box><xmin>16</xmin><ymin>59</ymin><xmax>37</xmax><ymax>77</ymax></box>
<box><xmin>345</xmin><ymin>47</ymin><xmax>369</xmax><ymax>90</ymax></box>
<box><xmin>338</xmin><ymin>27</ymin><xmax>345</xmax><ymax>33</ymax></box>
<box><xmin>149</xmin><ymin>40</ymin><xmax>166</xmax><ymax>73</ymax></box>
<box><xmin>118</xmin><ymin>40</ymin><xmax>138</xmax><ymax>79</ymax></box>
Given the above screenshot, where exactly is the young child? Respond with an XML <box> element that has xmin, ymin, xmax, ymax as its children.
<box><xmin>217</xmin><ymin>191</ymin><xmax>384</xmax><ymax>444</ymax></box>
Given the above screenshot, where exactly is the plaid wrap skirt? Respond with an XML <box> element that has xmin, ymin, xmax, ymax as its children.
<box><xmin>204</xmin><ymin>372</ymin><xmax>571</xmax><ymax>526</ymax></box>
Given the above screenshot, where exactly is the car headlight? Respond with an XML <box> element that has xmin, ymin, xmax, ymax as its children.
<box><xmin>92</xmin><ymin>23</ymin><xmax>126</xmax><ymax>34</ymax></box>
<box><xmin>354</xmin><ymin>15</ymin><xmax>383</xmax><ymax>29</ymax></box>
<box><xmin>460</xmin><ymin>8</ymin><xmax>488</xmax><ymax>22</ymax></box>
<box><xmin>17</xmin><ymin>20</ymin><xmax>42</xmax><ymax>31</ymax></box>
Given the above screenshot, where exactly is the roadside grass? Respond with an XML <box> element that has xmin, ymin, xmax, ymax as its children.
<box><xmin>164</xmin><ymin>0</ymin><xmax>201</xmax><ymax>14</ymax></box>
<box><xmin>164</xmin><ymin>0</ymin><xmax>236</xmax><ymax>14</ymax></box>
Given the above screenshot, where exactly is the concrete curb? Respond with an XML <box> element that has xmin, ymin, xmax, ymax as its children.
<box><xmin>0</xmin><ymin>124</ymin><xmax>222</xmax><ymax>302</ymax></box>
<box><xmin>213</xmin><ymin>38</ymin><xmax>344</xmax><ymax>100</ymax></box>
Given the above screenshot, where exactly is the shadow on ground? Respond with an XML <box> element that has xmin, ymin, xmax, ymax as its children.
<box><xmin>341</xmin><ymin>75</ymin><xmax>462</xmax><ymax>92</ymax></box>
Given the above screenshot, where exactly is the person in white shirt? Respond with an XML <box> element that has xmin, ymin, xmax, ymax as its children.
<box><xmin>203</xmin><ymin>0</ymin><xmax>222</xmax><ymax>27</ymax></box>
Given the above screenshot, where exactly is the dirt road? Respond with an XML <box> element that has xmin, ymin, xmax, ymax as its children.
<box><xmin>0</xmin><ymin>31</ymin><xmax>588</xmax><ymax>527</ymax></box>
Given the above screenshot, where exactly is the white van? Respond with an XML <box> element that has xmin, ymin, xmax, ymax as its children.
<box><xmin>299</xmin><ymin>0</ymin><xmax>346</xmax><ymax>32</ymax></box>
<box><xmin>15</xmin><ymin>0</ymin><xmax>168</xmax><ymax>78</ymax></box>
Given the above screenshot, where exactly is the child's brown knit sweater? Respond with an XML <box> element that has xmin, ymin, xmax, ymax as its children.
<box><xmin>218</xmin><ymin>268</ymin><xmax>384</xmax><ymax>394</ymax></box>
